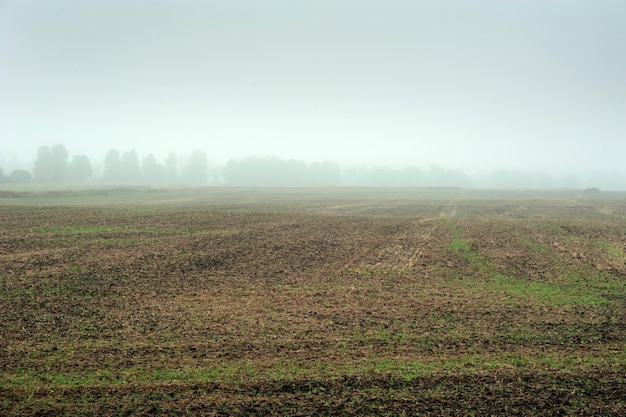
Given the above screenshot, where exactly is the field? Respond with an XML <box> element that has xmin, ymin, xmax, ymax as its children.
<box><xmin>1</xmin><ymin>187</ymin><xmax>626</xmax><ymax>415</ymax></box>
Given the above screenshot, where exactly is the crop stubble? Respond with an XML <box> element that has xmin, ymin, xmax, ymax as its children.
<box><xmin>1</xmin><ymin>189</ymin><xmax>626</xmax><ymax>415</ymax></box>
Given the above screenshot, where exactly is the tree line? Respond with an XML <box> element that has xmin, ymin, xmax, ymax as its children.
<box><xmin>99</xmin><ymin>149</ymin><xmax>210</xmax><ymax>185</ymax></box>
<box><xmin>0</xmin><ymin>144</ymin><xmax>211</xmax><ymax>185</ymax></box>
<box><xmin>2</xmin><ymin>144</ymin><xmax>472</xmax><ymax>187</ymax></box>
<box><xmin>0</xmin><ymin>144</ymin><xmax>346</xmax><ymax>186</ymax></box>
<box><xmin>2</xmin><ymin>143</ymin><xmax>613</xmax><ymax>189</ymax></box>
<box><xmin>222</xmin><ymin>157</ymin><xmax>340</xmax><ymax>186</ymax></box>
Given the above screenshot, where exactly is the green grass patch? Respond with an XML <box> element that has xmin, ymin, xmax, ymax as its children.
<box><xmin>4</xmin><ymin>348</ymin><xmax>626</xmax><ymax>394</ymax></box>
<box><xmin>447</xmin><ymin>229</ymin><xmax>490</xmax><ymax>273</ymax></box>
<box><xmin>449</xmin><ymin>238</ymin><xmax>472</xmax><ymax>253</ymax></box>
<box><xmin>520</xmin><ymin>237</ymin><xmax>551</xmax><ymax>254</ymax></box>
<box><xmin>490</xmin><ymin>274</ymin><xmax>613</xmax><ymax>306</ymax></box>
<box><xmin>544</xmin><ymin>224</ymin><xmax>568</xmax><ymax>234</ymax></box>
<box><xmin>599</xmin><ymin>242</ymin><xmax>624</xmax><ymax>258</ymax></box>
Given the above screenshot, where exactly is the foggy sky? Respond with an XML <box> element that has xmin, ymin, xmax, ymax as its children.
<box><xmin>1</xmin><ymin>0</ymin><xmax>625</xmax><ymax>178</ymax></box>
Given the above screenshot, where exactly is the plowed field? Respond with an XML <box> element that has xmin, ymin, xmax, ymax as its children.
<box><xmin>1</xmin><ymin>188</ymin><xmax>625</xmax><ymax>415</ymax></box>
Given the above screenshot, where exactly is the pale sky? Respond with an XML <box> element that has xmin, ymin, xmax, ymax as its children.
<box><xmin>1</xmin><ymin>0</ymin><xmax>625</xmax><ymax>177</ymax></box>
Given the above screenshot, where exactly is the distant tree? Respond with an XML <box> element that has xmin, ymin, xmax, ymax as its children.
<box><xmin>400</xmin><ymin>166</ymin><xmax>426</xmax><ymax>187</ymax></box>
<box><xmin>67</xmin><ymin>155</ymin><xmax>93</xmax><ymax>182</ymax></box>
<box><xmin>120</xmin><ymin>150</ymin><xmax>141</xmax><ymax>184</ymax></box>
<box><xmin>33</xmin><ymin>144</ymin><xmax>69</xmax><ymax>183</ymax></box>
<box><xmin>223</xmin><ymin>156</ymin><xmax>341</xmax><ymax>187</ymax></box>
<box><xmin>0</xmin><ymin>167</ymin><xmax>6</xmax><ymax>183</ymax></box>
<box><xmin>534</xmin><ymin>172</ymin><xmax>556</xmax><ymax>189</ymax></box>
<box><xmin>446</xmin><ymin>169</ymin><xmax>472</xmax><ymax>188</ymax></box>
<box><xmin>182</xmin><ymin>150</ymin><xmax>208</xmax><ymax>185</ymax></box>
<box><xmin>490</xmin><ymin>170</ymin><xmax>526</xmax><ymax>189</ymax></box>
<box><xmin>103</xmin><ymin>149</ymin><xmax>121</xmax><ymax>183</ymax></box>
<box><xmin>339</xmin><ymin>165</ymin><xmax>367</xmax><ymax>186</ymax></box>
<box><xmin>165</xmin><ymin>152</ymin><xmax>179</xmax><ymax>183</ymax></box>
<box><xmin>309</xmin><ymin>161</ymin><xmax>341</xmax><ymax>186</ymax></box>
<box><xmin>223</xmin><ymin>159</ymin><xmax>244</xmax><ymax>185</ymax></box>
<box><xmin>428</xmin><ymin>164</ymin><xmax>448</xmax><ymax>187</ymax></box>
<box><xmin>141</xmin><ymin>153</ymin><xmax>166</xmax><ymax>184</ymax></box>
<box><xmin>9</xmin><ymin>169</ymin><xmax>32</xmax><ymax>183</ymax></box>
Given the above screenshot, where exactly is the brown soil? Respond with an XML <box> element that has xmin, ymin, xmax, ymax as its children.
<box><xmin>1</xmin><ymin>189</ymin><xmax>625</xmax><ymax>415</ymax></box>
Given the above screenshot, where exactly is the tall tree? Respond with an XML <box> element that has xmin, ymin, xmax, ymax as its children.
<box><xmin>120</xmin><ymin>150</ymin><xmax>141</xmax><ymax>184</ymax></box>
<box><xmin>182</xmin><ymin>150</ymin><xmax>208</xmax><ymax>185</ymax></box>
<box><xmin>165</xmin><ymin>152</ymin><xmax>179</xmax><ymax>183</ymax></box>
<box><xmin>141</xmin><ymin>153</ymin><xmax>166</xmax><ymax>184</ymax></box>
<box><xmin>33</xmin><ymin>144</ymin><xmax>69</xmax><ymax>183</ymax></box>
<box><xmin>68</xmin><ymin>155</ymin><xmax>93</xmax><ymax>182</ymax></box>
<box><xmin>103</xmin><ymin>149</ymin><xmax>121</xmax><ymax>183</ymax></box>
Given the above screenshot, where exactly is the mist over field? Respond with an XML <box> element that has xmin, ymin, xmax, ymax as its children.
<box><xmin>3</xmin><ymin>3</ymin><xmax>626</xmax><ymax>412</ymax></box>
<box><xmin>1</xmin><ymin>1</ymin><xmax>625</xmax><ymax>189</ymax></box>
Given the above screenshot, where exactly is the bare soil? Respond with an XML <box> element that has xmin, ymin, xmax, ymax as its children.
<box><xmin>1</xmin><ymin>188</ymin><xmax>625</xmax><ymax>415</ymax></box>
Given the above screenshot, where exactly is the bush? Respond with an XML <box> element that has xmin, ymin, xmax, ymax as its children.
<box><xmin>8</xmin><ymin>169</ymin><xmax>32</xmax><ymax>183</ymax></box>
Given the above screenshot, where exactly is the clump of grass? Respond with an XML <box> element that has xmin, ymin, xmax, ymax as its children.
<box><xmin>599</xmin><ymin>242</ymin><xmax>624</xmax><ymax>258</ymax></box>
<box><xmin>449</xmin><ymin>239</ymin><xmax>472</xmax><ymax>253</ymax></box>
<box><xmin>520</xmin><ymin>237</ymin><xmax>550</xmax><ymax>254</ymax></box>
<box><xmin>446</xmin><ymin>225</ymin><xmax>490</xmax><ymax>273</ymax></box>
<box><xmin>489</xmin><ymin>274</ymin><xmax>613</xmax><ymax>306</ymax></box>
